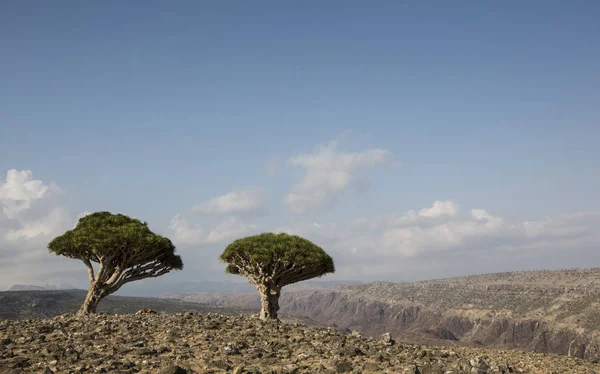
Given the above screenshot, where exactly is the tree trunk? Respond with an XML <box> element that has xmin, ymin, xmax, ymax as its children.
<box><xmin>78</xmin><ymin>286</ymin><xmax>103</xmax><ymax>315</ymax></box>
<box><xmin>259</xmin><ymin>286</ymin><xmax>280</xmax><ymax>321</ymax></box>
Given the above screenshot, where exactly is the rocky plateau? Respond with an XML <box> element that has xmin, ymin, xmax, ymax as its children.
<box><xmin>2</xmin><ymin>311</ymin><xmax>600</xmax><ymax>374</ymax></box>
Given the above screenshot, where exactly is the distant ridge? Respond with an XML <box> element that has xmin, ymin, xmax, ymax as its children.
<box><xmin>8</xmin><ymin>284</ymin><xmax>75</xmax><ymax>291</ymax></box>
<box><xmin>0</xmin><ymin>289</ymin><xmax>254</xmax><ymax>320</ymax></box>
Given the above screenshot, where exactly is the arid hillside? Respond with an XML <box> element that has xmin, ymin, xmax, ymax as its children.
<box><xmin>0</xmin><ymin>289</ymin><xmax>252</xmax><ymax>320</ymax></box>
<box><xmin>163</xmin><ymin>268</ymin><xmax>600</xmax><ymax>361</ymax></box>
<box><xmin>2</xmin><ymin>312</ymin><xmax>600</xmax><ymax>373</ymax></box>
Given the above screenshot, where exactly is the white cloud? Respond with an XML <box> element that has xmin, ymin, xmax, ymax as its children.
<box><xmin>284</xmin><ymin>140</ymin><xmax>395</xmax><ymax>214</ymax></box>
<box><xmin>168</xmin><ymin>215</ymin><xmax>259</xmax><ymax>247</ymax></box>
<box><xmin>4</xmin><ymin>164</ymin><xmax>596</xmax><ymax>290</ymax></box>
<box><xmin>419</xmin><ymin>200</ymin><xmax>459</xmax><ymax>217</ymax></box>
<box><xmin>274</xmin><ymin>201</ymin><xmax>600</xmax><ymax>281</ymax></box>
<box><xmin>0</xmin><ymin>170</ymin><xmax>81</xmax><ymax>290</ymax></box>
<box><xmin>0</xmin><ymin>170</ymin><xmax>70</xmax><ymax>241</ymax></box>
<box><xmin>167</xmin><ymin>214</ymin><xmax>205</xmax><ymax>247</ymax></box>
<box><xmin>0</xmin><ymin>169</ymin><xmax>52</xmax><ymax>219</ymax></box>
<box><xmin>169</xmin><ymin>187</ymin><xmax>266</xmax><ymax>249</ymax></box>
<box><xmin>4</xmin><ymin>207</ymin><xmax>70</xmax><ymax>241</ymax></box>
<box><xmin>192</xmin><ymin>187</ymin><xmax>266</xmax><ymax>216</ymax></box>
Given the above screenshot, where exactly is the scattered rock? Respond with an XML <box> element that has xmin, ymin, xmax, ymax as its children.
<box><xmin>282</xmin><ymin>364</ymin><xmax>300</xmax><ymax>373</ymax></box>
<box><xmin>157</xmin><ymin>364</ymin><xmax>188</xmax><ymax>374</ymax></box>
<box><xmin>0</xmin><ymin>313</ymin><xmax>599</xmax><ymax>373</ymax></box>
<box><xmin>135</xmin><ymin>308</ymin><xmax>157</xmax><ymax>315</ymax></box>
<box><xmin>382</xmin><ymin>332</ymin><xmax>395</xmax><ymax>345</ymax></box>
<box><xmin>224</xmin><ymin>342</ymin><xmax>241</xmax><ymax>355</ymax></box>
<box><xmin>334</xmin><ymin>359</ymin><xmax>353</xmax><ymax>373</ymax></box>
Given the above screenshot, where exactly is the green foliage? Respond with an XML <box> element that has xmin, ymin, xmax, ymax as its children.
<box><xmin>48</xmin><ymin>212</ymin><xmax>182</xmax><ymax>269</ymax></box>
<box><xmin>220</xmin><ymin>233</ymin><xmax>335</xmax><ymax>285</ymax></box>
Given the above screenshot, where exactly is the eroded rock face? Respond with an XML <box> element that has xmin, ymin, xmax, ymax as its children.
<box><xmin>1</xmin><ymin>312</ymin><xmax>600</xmax><ymax>373</ymax></box>
<box><xmin>277</xmin><ymin>289</ymin><xmax>600</xmax><ymax>362</ymax></box>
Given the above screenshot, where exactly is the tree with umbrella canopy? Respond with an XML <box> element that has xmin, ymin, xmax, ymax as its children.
<box><xmin>48</xmin><ymin>212</ymin><xmax>183</xmax><ymax>315</ymax></box>
<box><xmin>220</xmin><ymin>232</ymin><xmax>335</xmax><ymax>320</ymax></box>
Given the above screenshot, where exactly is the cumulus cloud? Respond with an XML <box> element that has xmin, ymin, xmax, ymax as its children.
<box><xmin>192</xmin><ymin>187</ymin><xmax>267</xmax><ymax>216</ymax></box>
<box><xmin>274</xmin><ymin>201</ymin><xmax>600</xmax><ymax>281</ymax></box>
<box><xmin>0</xmin><ymin>170</ymin><xmax>81</xmax><ymax>290</ymax></box>
<box><xmin>171</xmin><ymin>187</ymin><xmax>266</xmax><ymax>248</ymax></box>
<box><xmin>0</xmin><ymin>170</ymin><xmax>51</xmax><ymax>219</ymax></box>
<box><xmin>0</xmin><ymin>170</ymin><xmax>71</xmax><ymax>241</ymax></box>
<box><xmin>284</xmin><ymin>140</ymin><xmax>395</xmax><ymax>214</ymax></box>
<box><xmin>419</xmin><ymin>200</ymin><xmax>459</xmax><ymax>217</ymax></box>
<box><xmin>168</xmin><ymin>214</ymin><xmax>259</xmax><ymax>247</ymax></box>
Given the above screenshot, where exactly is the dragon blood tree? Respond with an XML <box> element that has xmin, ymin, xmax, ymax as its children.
<box><xmin>220</xmin><ymin>233</ymin><xmax>335</xmax><ymax>320</ymax></box>
<box><xmin>48</xmin><ymin>212</ymin><xmax>183</xmax><ymax>315</ymax></box>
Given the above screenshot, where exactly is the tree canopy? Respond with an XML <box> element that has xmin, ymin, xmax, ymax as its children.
<box><xmin>48</xmin><ymin>212</ymin><xmax>182</xmax><ymax>314</ymax></box>
<box><xmin>220</xmin><ymin>232</ymin><xmax>334</xmax><ymax>287</ymax></box>
<box><xmin>49</xmin><ymin>212</ymin><xmax>182</xmax><ymax>269</ymax></box>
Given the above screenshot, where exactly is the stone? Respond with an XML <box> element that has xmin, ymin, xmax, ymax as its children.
<box><xmin>283</xmin><ymin>364</ymin><xmax>300</xmax><ymax>373</ymax></box>
<box><xmin>136</xmin><ymin>308</ymin><xmax>157</xmax><ymax>315</ymax></box>
<box><xmin>158</xmin><ymin>365</ymin><xmax>188</xmax><ymax>374</ymax></box>
<box><xmin>334</xmin><ymin>360</ymin><xmax>353</xmax><ymax>373</ymax></box>
<box><xmin>382</xmin><ymin>332</ymin><xmax>395</xmax><ymax>345</ymax></box>
<box><xmin>224</xmin><ymin>342</ymin><xmax>241</xmax><ymax>355</ymax></box>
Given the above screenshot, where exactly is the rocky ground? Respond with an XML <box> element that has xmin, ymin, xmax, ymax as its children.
<box><xmin>164</xmin><ymin>269</ymin><xmax>600</xmax><ymax>361</ymax></box>
<box><xmin>2</xmin><ymin>312</ymin><xmax>600</xmax><ymax>374</ymax></box>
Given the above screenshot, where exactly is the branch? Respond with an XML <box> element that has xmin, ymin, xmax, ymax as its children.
<box><xmin>81</xmin><ymin>258</ymin><xmax>95</xmax><ymax>285</ymax></box>
<box><xmin>233</xmin><ymin>255</ymin><xmax>273</xmax><ymax>287</ymax></box>
<box><xmin>121</xmin><ymin>246</ymin><xmax>164</xmax><ymax>268</ymax></box>
<box><xmin>96</xmin><ymin>254</ymin><xmax>116</xmax><ymax>284</ymax></box>
<box><xmin>105</xmin><ymin>265</ymin><xmax>123</xmax><ymax>286</ymax></box>
<box><xmin>107</xmin><ymin>259</ymin><xmax>174</xmax><ymax>295</ymax></box>
<box><xmin>277</xmin><ymin>263</ymin><xmax>327</xmax><ymax>287</ymax></box>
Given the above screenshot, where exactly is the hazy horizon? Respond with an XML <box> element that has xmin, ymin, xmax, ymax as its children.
<box><xmin>1</xmin><ymin>2</ymin><xmax>599</xmax><ymax>292</ymax></box>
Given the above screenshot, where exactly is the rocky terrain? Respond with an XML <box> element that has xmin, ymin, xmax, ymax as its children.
<box><xmin>2</xmin><ymin>311</ymin><xmax>600</xmax><ymax>373</ymax></box>
<box><xmin>0</xmin><ymin>290</ymin><xmax>252</xmax><ymax>320</ymax></box>
<box><xmin>162</xmin><ymin>268</ymin><xmax>600</xmax><ymax>361</ymax></box>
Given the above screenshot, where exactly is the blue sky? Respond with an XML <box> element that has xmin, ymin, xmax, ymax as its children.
<box><xmin>1</xmin><ymin>2</ymin><xmax>599</xmax><ymax>293</ymax></box>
